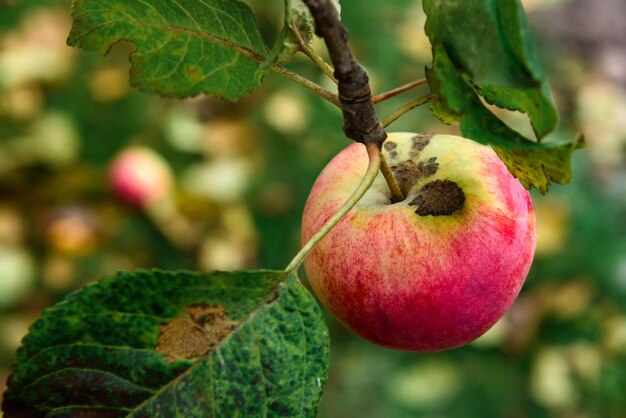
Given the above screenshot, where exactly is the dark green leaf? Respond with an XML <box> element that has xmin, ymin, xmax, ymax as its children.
<box><xmin>422</xmin><ymin>0</ymin><xmax>582</xmax><ymax>192</ymax></box>
<box><xmin>3</xmin><ymin>269</ymin><xmax>329</xmax><ymax>417</ymax></box>
<box><xmin>68</xmin><ymin>0</ymin><xmax>269</xmax><ymax>100</ymax></box>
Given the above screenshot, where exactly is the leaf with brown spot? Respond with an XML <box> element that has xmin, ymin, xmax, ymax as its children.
<box><xmin>156</xmin><ymin>305</ymin><xmax>237</xmax><ymax>362</ymax></box>
<box><xmin>3</xmin><ymin>269</ymin><xmax>329</xmax><ymax>417</ymax></box>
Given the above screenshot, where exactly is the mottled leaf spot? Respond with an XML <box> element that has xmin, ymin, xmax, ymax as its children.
<box><xmin>409</xmin><ymin>179</ymin><xmax>465</xmax><ymax>216</ymax></box>
<box><xmin>184</xmin><ymin>65</ymin><xmax>203</xmax><ymax>84</ymax></box>
<box><xmin>157</xmin><ymin>305</ymin><xmax>237</xmax><ymax>361</ymax></box>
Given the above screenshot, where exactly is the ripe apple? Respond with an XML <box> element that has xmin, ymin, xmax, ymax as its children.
<box><xmin>108</xmin><ymin>146</ymin><xmax>173</xmax><ymax>208</ymax></box>
<box><xmin>301</xmin><ymin>133</ymin><xmax>536</xmax><ymax>351</ymax></box>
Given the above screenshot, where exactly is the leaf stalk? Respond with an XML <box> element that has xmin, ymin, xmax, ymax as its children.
<box><xmin>285</xmin><ymin>143</ymin><xmax>381</xmax><ymax>272</ymax></box>
<box><xmin>372</xmin><ymin>78</ymin><xmax>427</xmax><ymax>104</ymax></box>
<box><xmin>381</xmin><ymin>95</ymin><xmax>432</xmax><ymax>127</ymax></box>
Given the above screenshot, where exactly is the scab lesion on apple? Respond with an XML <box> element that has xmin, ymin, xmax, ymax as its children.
<box><xmin>409</xmin><ymin>179</ymin><xmax>466</xmax><ymax>216</ymax></box>
<box><xmin>383</xmin><ymin>133</ymin><xmax>433</xmax><ymax>162</ymax></box>
<box><xmin>384</xmin><ymin>133</ymin><xmax>465</xmax><ymax>216</ymax></box>
<box><xmin>388</xmin><ymin>158</ymin><xmax>439</xmax><ymax>197</ymax></box>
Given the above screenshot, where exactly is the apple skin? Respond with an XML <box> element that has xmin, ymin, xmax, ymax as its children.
<box><xmin>301</xmin><ymin>133</ymin><xmax>536</xmax><ymax>351</ymax></box>
<box><xmin>108</xmin><ymin>146</ymin><xmax>173</xmax><ymax>208</ymax></box>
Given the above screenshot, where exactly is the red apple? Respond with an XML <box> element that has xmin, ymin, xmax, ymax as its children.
<box><xmin>301</xmin><ymin>133</ymin><xmax>536</xmax><ymax>351</ymax></box>
<box><xmin>108</xmin><ymin>146</ymin><xmax>173</xmax><ymax>208</ymax></box>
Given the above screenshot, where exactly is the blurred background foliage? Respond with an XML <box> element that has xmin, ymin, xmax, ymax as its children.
<box><xmin>0</xmin><ymin>0</ymin><xmax>625</xmax><ymax>417</ymax></box>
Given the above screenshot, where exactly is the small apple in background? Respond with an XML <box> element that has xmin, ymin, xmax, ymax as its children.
<box><xmin>108</xmin><ymin>147</ymin><xmax>204</xmax><ymax>249</ymax></box>
<box><xmin>301</xmin><ymin>133</ymin><xmax>536</xmax><ymax>351</ymax></box>
<box><xmin>108</xmin><ymin>146</ymin><xmax>173</xmax><ymax>208</ymax></box>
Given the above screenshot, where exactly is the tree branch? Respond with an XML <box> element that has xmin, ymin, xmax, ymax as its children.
<box><xmin>303</xmin><ymin>0</ymin><xmax>387</xmax><ymax>148</ymax></box>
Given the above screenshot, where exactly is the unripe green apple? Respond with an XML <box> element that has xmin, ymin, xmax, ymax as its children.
<box><xmin>301</xmin><ymin>133</ymin><xmax>536</xmax><ymax>351</ymax></box>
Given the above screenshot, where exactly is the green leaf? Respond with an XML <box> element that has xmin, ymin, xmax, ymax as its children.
<box><xmin>3</xmin><ymin>269</ymin><xmax>329</xmax><ymax>418</ymax></box>
<box><xmin>68</xmin><ymin>0</ymin><xmax>270</xmax><ymax>101</ymax></box>
<box><xmin>422</xmin><ymin>0</ymin><xmax>582</xmax><ymax>192</ymax></box>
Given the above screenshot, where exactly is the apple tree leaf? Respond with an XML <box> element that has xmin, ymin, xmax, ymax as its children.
<box><xmin>67</xmin><ymin>0</ymin><xmax>270</xmax><ymax>101</ymax></box>
<box><xmin>422</xmin><ymin>0</ymin><xmax>583</xmax><ymax>192</ymax></box>
<box><xmin>491</xmin><ymin>136</ymin><xmax>585</xmax><ymax>191</ymax></box>
<box><xmin>2</xmin><ymin>269</ymin><xmax>329</xmax><ymax>418</ymax></box>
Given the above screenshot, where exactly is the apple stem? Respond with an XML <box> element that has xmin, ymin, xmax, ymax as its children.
<box><xmin>285</xmin><ymin>143</ymin><xmax>382</xmax><ymax>273</ymax></box>
<box><xmin>379</xmin><ymin>155</ymin><xmax>405</xmax><ymax>202</ymax></box>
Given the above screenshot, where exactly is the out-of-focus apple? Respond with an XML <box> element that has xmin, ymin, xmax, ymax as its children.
<box><xmin>301</xmin><ymin>133</ymin><xmax>536</xmax><ymax>351</ymax></box>
<box><xmin>108</xmin><ymin>146</ymin><xmax>173</xmax><ymax>208</ymax></box>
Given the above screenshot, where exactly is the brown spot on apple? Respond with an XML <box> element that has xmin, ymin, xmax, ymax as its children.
<box><xmin>410</xmin><ymin>133</ymin><xmax>433</xmax><ymax>157</ymax></box>
<box><xmin>156</xmin><ymin>304</ymin><xmax>237</xmax><ymax>362</ymax></box>
<box><xmin>383</xmin><ymin>141</ymin><xmax>397</xmax><ymax>151</ymax></box>
<box><xmin>409</xmin><ymin>179</ymin><xmax>465</xmax><ymax>216</ymax></box>
<box><xmin>390</xmin><ymin>157</ymin><xmax>439</xmax><ymax>196</ymax></box>
<box><xmin>383</xmin><ymin>141</ymin><xmax>399</xmax><ymax>160</ymax></box>
<box><xmin>390</xmin><ymin>160</ymin><xmax>419</xmax><ymax>196</ymax></box>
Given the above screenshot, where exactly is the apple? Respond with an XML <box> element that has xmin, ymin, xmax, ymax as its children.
<box><xmin>108</xmin><ymin>146</ymin><xmax>173</xmax><ymax>208</ymax></box>
<box><xmin>301</xmin><ymin>133</ymin><xmax>536</xmax><ymax>351</ymax></box>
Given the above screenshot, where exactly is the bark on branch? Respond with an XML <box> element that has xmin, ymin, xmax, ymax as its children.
<box><xmin>303</xmin><ymin>0</ymin><xmax>387</xmax><ymax>148</ymax></box>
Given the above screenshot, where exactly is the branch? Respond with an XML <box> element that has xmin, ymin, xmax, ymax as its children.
<box><xmin>303</xmin><ymin>0</ymin><xmax>387</xmax><ymax>148</ymax></box>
